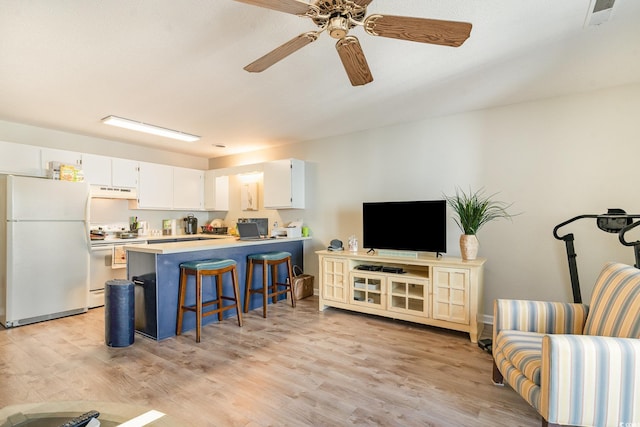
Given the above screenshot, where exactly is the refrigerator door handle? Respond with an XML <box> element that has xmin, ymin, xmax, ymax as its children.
<box><xmin>84</xmin><ymin>192</ymin><xmax>91</xmax><ymax>250</ymax></box>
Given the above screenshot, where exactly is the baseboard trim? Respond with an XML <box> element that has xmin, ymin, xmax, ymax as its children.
<box><xmin>482</xmin><ymin>314</ymin><xmax>493</xmax><ymax>327</ymax></box>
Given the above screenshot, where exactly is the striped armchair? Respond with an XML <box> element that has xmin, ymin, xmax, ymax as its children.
<box><xmin>492</xmin><ymin>262</ymin><xmax>640</xmax><ymax>427</ymax></box>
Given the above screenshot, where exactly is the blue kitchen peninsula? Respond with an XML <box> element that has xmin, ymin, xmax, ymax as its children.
<box><xmin>125</xmin><ymin>236</ymin><xmax>306</xmax><ymax>340</ymax></box>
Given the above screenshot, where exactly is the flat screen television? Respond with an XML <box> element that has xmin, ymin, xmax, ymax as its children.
<box><xmin>363</xmin><ymin>200</ymin><xmax>447</xmax><ymax>254</ymax></box>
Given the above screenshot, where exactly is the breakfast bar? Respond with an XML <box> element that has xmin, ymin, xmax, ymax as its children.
<box><xmin>125</xmin><ymin>236</ymin><xmax>306</xmax><ymax>340</ymax></box>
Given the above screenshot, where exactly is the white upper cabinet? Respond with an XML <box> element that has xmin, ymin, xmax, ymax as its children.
<box><xmin>81</xmin><ymin>154</ymin><xmax>111</xmax><ymax>186</ymax></box>
<box><xmin>41</xmin><ymin>148</ymin><xmax>82</xmax><ymax>170</ymax></box>
<box><xmin>204</xmin><ymin>171</ymin><xmax>229</xmax><ymax>211</ymax></box>
<box><xmin>111</xmin><ymin>158</ymin><xmax>138</xmax><ymax>188</ymax></box>
<box><xmin>135</xmin><ymin>163</ymin><xmax>204</xmax><ymax>210</ymax></box>
<box><xmin>173</xmin><ymin>167</ymin><xmax>204</xmax><ymax>210</ymax></box>
<box><xmin>214</xmin><ymin>175</ymin><xmax>229</xmax><ymax>211</ymax></box>
<box><xmin>0</xmin><ymin>141</ymin><xmax>42</xmax><ymax>176</ymax></box>
<box><xmin>263</xmin><ymin>159</ymin><xmax>305</xmax><ymax>209</ymax></box>
<box><xmin>82</xmin><ymin>155</ymin><xmax>138</xmax><ymax>188</ymax></box>
<box><xmin>136</xmin><ymin>162</ymin><xmax>173</xmax><ymax>209</ymax></box>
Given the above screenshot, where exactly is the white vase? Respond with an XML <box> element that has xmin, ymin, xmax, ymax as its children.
<box><xmin>460</xmin><ymin>234</ymin><xmax>479</xmax><ymax>261</ymax></box>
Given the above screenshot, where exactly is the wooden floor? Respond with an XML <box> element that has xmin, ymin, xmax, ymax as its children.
<box><xmin>0</xmin><ymin>296</ymin><xmax>540</xmax><ymax>426</ymax></box>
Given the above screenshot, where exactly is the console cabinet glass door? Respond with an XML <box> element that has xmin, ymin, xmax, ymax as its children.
<box><xmin>321</xmin><ymin>257</ymin><xmax>348</xmax><ymax>303</ymax></box>
<box><xmin>432</xmin><ymin>267</ymin><xmax>470</xmax><ymax>324</ymax></box>
<box><xmin>350</xmin><ymin>272</ymin><xmax>385</xmax><ymax>309</ymax></box>
<box><xmin>388</xmin><ymin>277</ymin><xmax>429</xmax><ymax>316</ymax></box>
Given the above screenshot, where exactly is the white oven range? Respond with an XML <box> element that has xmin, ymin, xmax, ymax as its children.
<box><xmin>89</xmin><ymin>224</ymin><xmax>146</xmax><ymax>308</ymax></box>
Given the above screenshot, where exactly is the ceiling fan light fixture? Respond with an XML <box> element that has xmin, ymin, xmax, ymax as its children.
<box><xmin>101</xmin><ymin>115</ymin><xmax>200</xmax><ymax>142</ymax></box>
<box><xmin>328</xmin><ymin>16</ymin><xmax>349</xmax><ymax>39</ymax></box>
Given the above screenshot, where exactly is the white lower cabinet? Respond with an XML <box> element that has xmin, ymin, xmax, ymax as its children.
<box><xmin>317</xmin><ymin>250</ymin><xmax>485</xmax><ymax>343</ymax></box>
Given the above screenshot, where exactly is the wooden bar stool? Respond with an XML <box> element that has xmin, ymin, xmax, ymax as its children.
<box><xmin>176</xmin><ymin>258</ymin><xmax>243</xmax><ymax>343</ymax></box>
<box><xmin>244</xmin><ymin>251</ymin><xmax>296</xmax><ymax>318</ymax></box>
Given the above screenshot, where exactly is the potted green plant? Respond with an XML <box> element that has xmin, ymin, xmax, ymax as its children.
<box><xmin>443</xmin><ymin>187</ymin><xmax>515</xmax><ymax>260</ymax></box>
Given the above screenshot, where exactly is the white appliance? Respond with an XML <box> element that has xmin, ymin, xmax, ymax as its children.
<box><xmin>89</xmin><ymin>224</ymin><xmax>146</xmax><ymax>308</ymax></box>
<box><xmin>0</xmin><ymin>175</ymin><xmax>90</xmax><ymax>327</ymax></box>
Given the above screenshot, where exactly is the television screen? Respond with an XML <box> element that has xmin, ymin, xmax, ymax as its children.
<box><xmin>363</xmin><ymin>200</ymin><xmax>447</xmax><ymax>253</ymax></box>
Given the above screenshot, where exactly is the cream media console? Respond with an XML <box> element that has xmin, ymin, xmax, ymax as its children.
<box><xmin>316</xmin><ymin>250</ymin><xmax>486</xmax><ymax>342</ymax></box>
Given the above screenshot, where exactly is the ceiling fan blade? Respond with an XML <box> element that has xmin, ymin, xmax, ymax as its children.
<box><xmin>244</xmin><ymin>32</ymin><xmax>319</xmax><ymax>73</ymax></box>
<box><xmin>336</xmin><ymin>36</ymin><xmax>373</xmax><ymax>86</ymax></box>
<box><xmin>351</xmin><ymin>0</ymin><xmax>374</xmax><ymax>7</ymax></box>
<box><xmin>364</xmin><ymin>15</ymin><xmax>472</xmax><ymax>47</ymax></box>
<box><xmin>233</xmin><ymin>0</ymin><xmax>314</xmax><ymax>16</ymax></box>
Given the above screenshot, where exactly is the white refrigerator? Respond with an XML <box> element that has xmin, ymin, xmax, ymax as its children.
<box><xmin>0</xmin><ymin>174</ymin><xmax>90</xmax><ymax>327</ymax></box>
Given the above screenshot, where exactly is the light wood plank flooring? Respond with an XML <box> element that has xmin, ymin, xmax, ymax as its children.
<box><xmin>0</xmin><ymin>296</ymin><xmax>540</xmax><ymax>426</ymax></box>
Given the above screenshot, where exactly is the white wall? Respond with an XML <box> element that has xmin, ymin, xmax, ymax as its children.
<box><xmin>210</xmin><ymin>82</ymin><xmax>640</xmax><ymax>318</ymax></box>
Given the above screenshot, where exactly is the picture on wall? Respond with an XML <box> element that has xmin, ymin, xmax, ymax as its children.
<box><xmin>241</xmin><ymin>182</ymin><xmax>258</xmax><ymax>211</ymax></box>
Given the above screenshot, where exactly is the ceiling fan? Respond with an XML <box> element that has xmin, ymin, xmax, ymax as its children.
<box><xmin>234</xmin><ymin>0</ymin><xmax>472</xmax><ymax>86</ymax></box>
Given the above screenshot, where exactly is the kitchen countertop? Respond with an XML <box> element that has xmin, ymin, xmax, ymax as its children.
<box><xmin>125</xmin><ymin>235</ymin><xmax>310</xmax><ymax>255</ymax></box>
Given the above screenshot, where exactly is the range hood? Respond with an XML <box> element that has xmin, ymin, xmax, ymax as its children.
<box><xmin>90</xmin><ymin>185</ymin><xmax>137</xmax><ymax>200</ymax></box>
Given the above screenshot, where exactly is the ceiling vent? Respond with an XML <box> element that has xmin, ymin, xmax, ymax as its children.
<box><xmin>585</xmin><ymin>0</ymin><xmax>616</xmax><ymax>27</ymax></box>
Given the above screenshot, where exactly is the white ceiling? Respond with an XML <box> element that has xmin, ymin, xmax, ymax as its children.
<box><xmin>1</xmin><ymin>0</ymin><xmax>639</xmax><ymax>158</ymax></box>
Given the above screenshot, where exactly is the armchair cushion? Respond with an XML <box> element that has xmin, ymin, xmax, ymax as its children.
<box><xmin>494</xmin><ymin>330</ymin><xmax>545</xmax><ymax>410</ymax></box>
<box><xmin>583</xmin><ymin>262</ymin><xmax>640</xmax><ymax>338</ymax></box>
<box><xmin>493</xmin><ymin>299</ymin><xmax>589</xmax><ymax>346</ymax></box>
<box><xmin>495</xmin><ymin>330</ymin><xmax>544</xmax><ymax>386</ymax></box>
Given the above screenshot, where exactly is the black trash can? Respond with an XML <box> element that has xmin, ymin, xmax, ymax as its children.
<box><xmin>105</xmin><ymin>279</ymin><xmax>135</xmax><ymax>347</ymax></box>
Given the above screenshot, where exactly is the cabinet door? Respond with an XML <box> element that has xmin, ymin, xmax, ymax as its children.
<box><xmin>350</xmin><ymin>272</ymin><xmax>385</xmax><ymax>309</ymax></box>
<box><xmin>0</xmin><ymin>141</ymin><xmax>41</xmax><ymax>176</ymax></box>
<box><xmin>263</xmin><ymin>159</ymin><xmax>304</xmax><ymax>209</ymax></box>
<box><xmin>320</xmin><ymin>257</ymin><xmax>348</xmax><ymax>303</ymax></box>
<box><xmin>137</xmin><ymin>162</ymin><xmax>173</xmax><ymax>209</ymax></box>
<box><xmin>214</xmin><ymin>176</ymin><xmax>229</xmax><ymax>211</ymax></box>
<box><xmin>112</xmin><ymin>158</ymin><xmax>138</xmax><ymax>188</ymax></box>
<box><xmin>388</xmin><ymin>276</ymin><xmax>429</xmax><ymax>316</ymax></box>
<box><xmin>41</xmin><ymin>148</ymin><xmax>82</xmax><ymax>170</ymax></box>
<box><xmin>81</xmin><ymin>153</ymin><xmax>111</xmax><ymax>186</ymax></box>
<box><xmin>432</xmin><ymin>267</ymin><xmax>470</xmax><ymax>324</ymax></box>
<box><xmin>204</xmin><ymin>171</ymin><xmax>229</xmax><ymax>211</ymax></box>
<box><xmin>173</xmin><ymin>167</ymin><xmax>204</xmax><ymax>210</ymax></box>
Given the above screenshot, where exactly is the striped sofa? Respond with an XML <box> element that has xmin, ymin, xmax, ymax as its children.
<box><xmin>492</xmin><ymin>262</ymin><xmax>640</xmax><ymax>427</ymax></box>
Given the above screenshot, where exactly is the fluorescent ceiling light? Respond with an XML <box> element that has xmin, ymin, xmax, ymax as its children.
<box><xmin>101</xmin><ymin>115</ymin><xmax>200</xmax><ymax>142</ymax></box>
